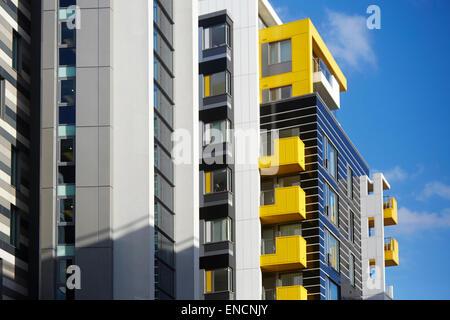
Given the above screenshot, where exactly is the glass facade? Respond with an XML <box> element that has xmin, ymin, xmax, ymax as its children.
<box><xmin>153</xmin><ymin>0</ymin><xmax>175</xmax><ymax>300</ymax></box>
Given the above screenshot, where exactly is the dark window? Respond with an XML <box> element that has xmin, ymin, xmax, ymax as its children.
<box><xmin>347</xmin><ymin>166</ymin><xmax>353</xmax><ymax>199</ymax></box>
<box><xmin>326</xmin><ymin>278</ymin><xmax>340</xmax><ymax>300</ymax></box>
<box><xmin>11</xmin><ymin>146</ymin><xmax>17</xmax><ymax>187</ymax></box>
<box><xmin>58</xmin><ymin>166</ymin><xmax>75</xmax><ymax>184</ymax></box>
<box><xmin>325</xmin><ymin>183</ymin><xmax>338</xmax><ymax>226</ymax></box>
<box><xmin>10</xmin><ymin>206</ymin><xmax>19</xmax><ymax>247</ymax></box>
<box><xmin>58</xmin><ymin>226</ymin><xmax>75</xmax><ymax>245</ymax></box>
<box><xmin>60</xmin><ymin>79</ymin><xmax>76</xmax><ymax>105</ymax></box>
<box><xmin>59</xmin><ymin>0</ymin><xmax>77</xmax><ymax>8</ymax></box>
<box><xmin>12</xmin><ymin>32</ymin><xmax>21</xmax><ymax>72</ymax></box>
<box><xmin>203</xmin><ymin>23</ymin><xmax>231</xmax><ymax>49</ymax></box>
<box><xmin>349</xmin><ymin>211</ymin><xmax>355</xmax><ymax>243</ymax></box>
<box><xmin>59</xmin><ymin>198</ymin><xmax>74</xmax><ymax>223</ymax></box>
<box><xmin>60</xmin><ymin>23</ymin><xmax>76</xmax><ymax>47</ymax></box>
<box><xmin>60</xmin><ymin>139</ymin><xmax>74</xmax><ymax>163</ymax></box>
<box><xmin>350</xmin><ymin>254</ymin><xmax>355</xmax><ymax>287</ymax></box>
<box><xmin>0</xmin><ymin>79</ymin><xmax>5</xmax><ymax>119</ymax></box>
<box><xmin>59</xmin><ymin>106</ymin><xmax>76</xmax><ymax>125</ymax></box>
<box><xmin>59</xmin><ymin>48</ymin><xmax>76</xmax><ymax>66</ymax></box>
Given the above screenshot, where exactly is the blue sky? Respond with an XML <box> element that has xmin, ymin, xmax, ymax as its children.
<box><xmin>270</xmin><ymin>0</ymin><xmax>450</xmax><ymax>300</ymax></box>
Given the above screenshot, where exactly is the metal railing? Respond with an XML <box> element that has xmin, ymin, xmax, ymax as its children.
<box><xmin>384</xmin><ymin>237</ymin><xmax>395</xmax><ymax>251</ymax></box>
<box><xmin>261</xmin><ymin>238</ymin><xmax>276</xmax><ymax>255</ymax></box>
<box><xmin>383</xmin><ymin>196</ymin><xmax>394</xmax><ymax>209</ymax></box>
<box><xmin>313</xmin><ymin>57</ymin><xmax>333</xmax><ymax>85</ymax></box>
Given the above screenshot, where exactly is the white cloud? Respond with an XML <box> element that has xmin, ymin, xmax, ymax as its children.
<box><xmin>383</xmin><ymin>166</ymin><xmax>408</xmax><ymax>182</ymax></box>
<box><xmin>396</xmin><ymin>207</ymin><xmax>450</xmax><ymax>234</ymax></box>
<box><xmin>417</xmin><ymin>181</ymin><xmax>450</xmax><ymax>201</ymax></box>
<box><xmin>322</xmin><ymin>10</ymin><xmax>376</xmax><ymax>70</ymax></box>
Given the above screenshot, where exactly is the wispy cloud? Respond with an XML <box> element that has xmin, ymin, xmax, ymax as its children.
<box><xmin>417</xmin><ymin>181</ymin><xmax>450</xmax><ymax>201</ymax></box>
<box><xmin>396</xmin><ymin>207</ymin><xmax>450</xmax><ymax>234</ymax></box>
<box><xmin>322</xmin><ymin>9</ymin><xmax>376</xmax><ymax>71</ymax></box>
<box><xmin>372</xmin><ymin>165</ymin><xmax>423</xmax><ymax>183</ymax></box>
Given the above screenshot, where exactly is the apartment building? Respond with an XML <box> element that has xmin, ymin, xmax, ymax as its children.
<box><xmin>0</xmin><ymin>0</ymin><xmax>398</xmax><ymax>300</ymax></box>
<box><xmin>0</xmin><ymin>0</ymin><xmax>35</xmax><ymax>300</ymax></box>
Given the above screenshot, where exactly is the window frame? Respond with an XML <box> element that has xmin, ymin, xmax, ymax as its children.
<box><xmin>203</xmin><ymin>119</ymin><xmax>231</xmax><ymax>146</ymax></box>
<box><xmin>204</xmin><ymin>217</ymin><xmax>232</xmax><ymax>244</ymax></box>
<box><xmin>268</xmin><ymin>39</ymin><xmax>292</xmax><ymax>65</ymax></box>
<box><xmin>325</xmin><ymin>228</ymin><xmax>340</xmax><ymax>272</ymax></box>
<box><xmin>323</xmin><ymin>133</ymin><xmax>338</xmax><ymax>180</ymax></box>
<box><xmin>204</xmin><ymin>267</ymin><xmax>233</xmax><ymax>294</ymax></box>
<box><xmin>204</xmin><ymin>168</ymin><xmax>232</xmax><ymax>195</ymax></box>
<box><xmin>324</xmin><ymin>183</ymin><xmax>339</xmax><ymax>226</ymax></box>
<box><xmin>203</xmin><ymin>23</ymin><xmax>231</xmax><ymax>50</ymax></box>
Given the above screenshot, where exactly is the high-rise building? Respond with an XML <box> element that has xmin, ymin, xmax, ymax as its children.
<box><xmin>0</xmin><ymin>0</ymin><xmax>35</xmax><ymax>300</ymax></box>
<box><xmin>0</xmin><ymin>0</ymin><xmax>399</xmax><ymax>300</ymax></box>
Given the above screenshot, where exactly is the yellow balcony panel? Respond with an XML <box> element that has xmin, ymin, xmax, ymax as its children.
<box><xmin>260</xmin><ymin>186</ymin><xmax>306</xmax><ymax>225</ymax></box>
<box><xmin>261</xmin><ymin>235</ymin><xmax>307</xmax><ymax>272</ymax></box>
<box><xmin>259</xmin><ymin>137</ymin><xmax>305</xmax><ymax>176</ymax></box>
<box><xmin>383</xmin><ymin>197</ymin><xmax>398</xmax><ymax>226</ymax></box>
<box><xmin>276</xmin><ymin>285</ymin><xmax>308</xmax><ymax>300</ymax></box>
<box><xmin>384</xmin><ymin>238</ymin><xmax>399</xmax><ymax>267</ymax></box>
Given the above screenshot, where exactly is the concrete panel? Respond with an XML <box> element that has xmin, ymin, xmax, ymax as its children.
<box><xmin>40</xmin><ymin>128</ymin><xmax>55</xmax><ymax>189</ymax></box>
<box><xmin>76</xmin><ymin>68</ymin><xmax>99</xmax><ymax>127</ymax></box>
<box><xmin>98</xmin><ymin>126</ymin><xmax>112</xmax><ymax>186</ymax></box>
<box><xmin>98</xmin><ymin>67</ymin><xmax>112</xmax><ymax>126</ymax></box>
<box><xmin>42</xmin><ymin>10</ymin><xmax>56</xmax><ymax>70</ymax></box>
<box><xmin>75</xmin><ymin>126</ymin><xmax>99</xmax><ymax>187</ymax></box>
<box><xmin>75</xmin><ymin>187</ymin><xmax>99</xmax><ymax>248</ymax></box>
<box><xmin>40</xmin><ymin>188</ymin><xmax>55</xmax><ymax>251</ymax></box>
<box><xmin>41</xmin><ymin>69</ymin><xmax>56</xmax><ymax>129</ymax></box>
<box><xmin>77</xmin><ymin>9</ymin><xmax>99</xmax><ymax>67</ymax></box>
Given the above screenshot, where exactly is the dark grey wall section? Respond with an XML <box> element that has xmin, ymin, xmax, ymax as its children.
<box><xmin>29</xmin><ymin>0</ymin><xmax>42</xmax><ymax>301</ymax></box>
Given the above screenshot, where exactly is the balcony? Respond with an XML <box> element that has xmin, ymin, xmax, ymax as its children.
<box><xmin>313</xmin><ymin>57</ymin><xmax>340</xmax><ymax>110</ymax></box>
<box><xmin>260</xmin><ymin>186</ymin><xmax>306</xmax><ymax>225</ymax></box>
<box><xmin>261</xmin><ymin>235</ymin><xmax>307</xmax><ymax>272</ymax></box>
<box><xmin>276</xmin><ymin>285</ymin><xmax>308</xmax><ymax>300</ymax></box>
<box><xmin>259</xmin><ymin>137</ymin><xmax>305</xmax><ymax>176</ymax></box>
<box><xmin>263</xmin><ymin>286</ymin><xmax>308</xmax><ymax>300</ymax></box>
<box><xmin>384</xmin><ymin>237</ymin><xmax>399</xmax><ymax>267</ymax></box>
<box><xmin>383</xmin><ymin>197</ymin><xmax>398</xmax><ymax>226</ymax></box>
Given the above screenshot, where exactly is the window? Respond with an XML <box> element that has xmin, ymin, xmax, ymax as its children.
<box><xmin>203</xmin><ymin>23</ymin><xmax>231</xmax><ymax>50</ymax></box>
<box><xmin>11</xmin><ymin>146</ymin><xmax>17</xmax><ymax>187</ymax></box>
<box><xmin>59</xmin><ymin>106</ymin><xmax>76</xmax><ymax>125</ymax></box>
<box><xmin>12</xmin><ymin>32</ymin><xmax>21</xmax><ymax>72</ymax></box>
<box><xmin>347</xmin><ymin>166</ymin><xmax>353</xmax><ymax>199</ymax></box>
<box><xmin>58</xmin><ymin>226</ymin><xmax>75</xmax><ymax>245</ymax></box>
<box><xmin>60</xmin><ymin>139</ymin><xmax>74</xmax><ymax>163</ymax></box>
<box><xmin>58</xmin><ymin>166</ymin><xmax>75</xmax><ymax>184</ymax></box>
<box><xmin>279</xmin><ymin>272</ymin><xmax>302</xmax><ymax>287</ymax></box>
<box><xmin>59</xmin><ymin>198</ymin><xmax>74</xmax><ymax>223</ymax></box>
<box><xmin>204</xmin><ymin>168</ymin><xmax>232</xmax><ymax>194</ymax></box>
<box><xmin>205</xmin><ymin>268</ymin><xmax>233</xmax><ymax>293</ymax></box>
<box><xmin>0</xmin><ymin>78</ymin><xmax>5</xmax><ymax>119</ymax></box>
<box><xmin>205</xmin><ymin>218</ymin><xmax>232</xmax><ymax>244</ymax></box>
<box><xmin>60</xmin><ymin>22</ymin><xmax>75</xmax><ymax>47</ymax></box>
<box><xmin>60</xmin><ymin>79</ymin><xmax>76</xmax><ymax>105</ymax></box>
<box><xmin>324</xmin><ymin>183</ymin><xmax>338</xmax><ymax>226</ymax></box>
<box><xmin>349</xmin><ymin>210</ymin><xmax>355</xmax><ymax>243</ymax></box>
<box><xmin>326</xmin><ymin>277</ymin><xmax>339</xmax><ymax>300</ymax></box>
<box><xmin>59</xmin><ymin>47</ymin><xmax>76</xmax><ymax>66</ymax></box>
<box><xmin>368</xmin><ymin>218</ymin><xmax>375</xmax><ymax>237</ymax></box>
<box><xmin>266</xmin><ymin>85</ymin><xmax>292</xmax><ymax>103</ymax></box>
<box><xmin>325</xmin><ymin>229</ymin><xmax>339</xmax><ymax>272</ymax></box>
<box><xmin>204</xmin><ymin>71</ymin><xmax>231</xmax><ymax>97</ymax></box>
<box><xmin>369</xmin><ymin>260</ymin><xmax>376</xmax><ymax>279</ymax></box>
<box><xmin>9</xmin><ymin>206</ymin><xmax>19</xmax><ymax>247</ymax></box>
<box><xmin>203</xmin><ymin>120</ymin><xmax>231</xmax><ymax>146</ymax></box>
<box><xmin>323</xmin><ymin>135</ymin><xmax>337</xmax><ymax>179</ymax></box>
<box><xmin>268</xmin><ymin>39</ymin><xmax>291</xmax><ymax>65</ymax></box>
<box><xmin>349</xmin><ymin>254</ymin><xmax>355</xmax><ymax>287</ymax></box>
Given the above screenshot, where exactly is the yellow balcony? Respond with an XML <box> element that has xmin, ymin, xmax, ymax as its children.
<box><xmin>260</xmin><ymin>186</ymin><xmax>306</xmax><ymax>225</ymax></box>
<box><xmin>276</xmin><ymin>285</ymin><xmax>308</xmax><ymax>300</ymax></box>
<box><xmin>384</xmin><ymin>238</ymin><xmax>399</xmax><ymax>267</ymax></box>
<box><xmin>383</xmin><ymin>197</ymin><xmax>398</xmax><ymax>226</ymax></box>
<box><xmin>259</xmin><ymin>137</ymin><xmax>305</xmax><ymax>176</ymax></box>
<box><xmin>261</xmin><ymin>235</ymin><xmax>307</xmax><ymax>272</ymax></box>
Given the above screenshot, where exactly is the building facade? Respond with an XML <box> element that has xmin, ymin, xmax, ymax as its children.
<box><xmin>0</xmin><ymin>0</ymin><xmax>34</xmax><ymax>300</ymax></box>
<box><xmin>0</xmin><ymin>0</ymin><xmax>399</xmax><ymax>300</ymax></box>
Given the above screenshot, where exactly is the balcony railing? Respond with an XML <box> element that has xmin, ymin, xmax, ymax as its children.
<box><xmin>260</xmin><ymin>235</ymin><xmax>307</xmax><ymax>272</ymax></box>
<box><xmin>261</xmin><ymin>238</ymin><xmax>276</xmax><ymax>255</ymax></box>
<box><xmin>262</xmin><ymin>286</ymin><xmax>308</xmax><ymax>300</ymax></box>
<box><xmin>313</xmin><ymin>57</ymin><xmax>333</xmax><ymax>84</ymax></box>
<box><xmin>384</xmin><ymin>237</ymin><xmax>399</xmax><ymax>267</ymax></box>
<box><xmin>260</xmin><ymin>186</ymin><xmax>306</xmax><ymax>225</ymax></box>
<box><xmin>383</xmin><ymin>196</ymin><xmax>398</xmax><ymax>226</ymax></box>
